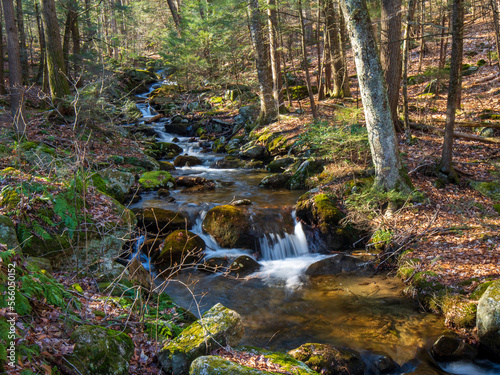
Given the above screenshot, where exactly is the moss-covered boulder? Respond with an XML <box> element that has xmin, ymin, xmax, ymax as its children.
<box><xmin>240</xmin><ymin>144</ymin><xmax>268</xmax><ymax>160</ymax></box>
<box><xmin>259</xmin><ymin>173</ymin><xmax>291</xmax><ymax>189</ymax></box>
<box><xmin>296</xmin><ymin>193</ymin><xmax>358</xmax><ymax>251</ymax></box>
<box><xmin>289</xmin><ymin>343</ymin><xmax>365</xmax><ymax>375</ymax></box>
<box><xmin>235</xmin><ymin>347</ymin><xmax>319</xmax><ymax>375</ymax></box>
<box><xmin>0</xmin><ymin>185</ymin><xmax>21</xmax><ymax>210</ymax></box>
<box><xmin>471</xmin><ymin>180</ymin><xmax>500</xmax><ymax>201</ymax></box>
<box><xmin>211</xmin><ymin>156</ymin><xmax>264</xmax><ymax>169</ymax></box>
<box><xmin>147</xmin><ymin>142</ymin><xmax>184</xmax><ymax>159</ymax></box>
<box><xmin>285</xmin><ymin>85</ymin><xmax>318</xmax><ymax>100</ymax></box>
<box><xmin>477</xmin><ymin>280</ymin><xmax>500</xmax><ymax>357</ymax></box>
<box><xmin>287</xmin><ymin>159</ymin><xmax>324</xmax><ymax>190</ymax></box>
<box><xmin>267</xmin><ymin>157</ymin><xmax>295</xmax><ymax>173</ymax></box>
<box><xmin>92</xmin><ymin>169</ymin><xmax>135</xmax><ymax>203</ymax></box>
<box><xmin>139</xmin><ymin>171</ymin><xmax>175</xmax><ymax>190</ymax></box>
<box><xmin>158</xmin><ymin>303</ymin><xmax>244</xmax><ymax>375</ymax></box>
<box><xmin>156</xmin><ymin>230</ymin><xmax>206</xmax><ymax>270</ymax></box>
<box><xmin>135</xmin><ymin>207</ymin><xmax>190</xmax><ymax>235</ymax></box>
<box><xmin>118</xmin><ymin>68</ymin><xmax>158</xmax><ymax>94</ymax></box>
<box><xmin>122</xmin><ymin>155</ymin><xmax>160</xmax><ymax>171</ymax></box>
<box><xmin>202</xmin><ymin>205</ymin><xmax>256</xmax><ymax>249</ymax></box>
<box><xmin>0</xmin><ymin>215</ymin><xmax>20</xmax><ymax>251</ymax></box>
<box><xmin>159</xmin><ymin>161</ymin><xmax>175</xmax><ymax>171</ymax></box>
<box><xmin>174</xmin><ymin>155</ymin><xmax>203</xmax><ymax>167</ymax></box>
<box><xmin>190</xmin><ymin>356</ymin><xmax>276</xmax><ymax>374</ymax></box>
<box><xmin>68</xmin><ymin>325</ymin><xmax>134</xmax><ymax>375</ymax></box>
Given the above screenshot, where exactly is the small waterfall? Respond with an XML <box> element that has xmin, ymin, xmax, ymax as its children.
<box><xmin>259</xmin><ymin>212</ymin><xmax>310</xmax><ymax>260</ymax></box>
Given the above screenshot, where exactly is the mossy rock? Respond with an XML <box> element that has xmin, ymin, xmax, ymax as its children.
<box><xmin>156</xmin><ymin>230</ymin><xmax>206</xmax><ymax>270</ymax></box>
<box><xmin>139</xmin><ymin>171</ymin><xmax>175</xmax><ymax>190</ymax></box>
<box><xmin>259</xmin><ymin>173</ymin><xmax>291</xmax><ymax>189</ymax></box>
<box><xmin>210</xmin><ymin>156</ymin><xmax>263</xmax><ymax>169</ymax></box>
<box><xmin>158</xmin><ymin>303</ymin><xmax>244</xmax><ymax>375</ymax></box>
<box><xmin>68</xmin><ymin>325</ymin><xmax>134</xmax><ymax>375</ymax></box>
<box><xmin>202</xmin><ymin>205</ymin><xmax>256</xmax><ymax>249</ymax></box>
<box><xmin>470</xmin><ymin>180</ymin><xmax>500</xmax><ymax>200</ymax></box>
<box><xmin>159</xmin><ymin>161</ymin><xmax>175</xmax><ymax>171</ymax></box>
<box><xmin>123</xmin><ymin>155</ymin><xmax>160</xmax><ymax>171</ymax></box>
<box><xmin>190</xmin><ymin>356</ymin><xmax>276</xmax><ymax>374</ymax></box>
<box><xmin>287</xmin><ymin>159</ymin><xmax>324</xmax><ymax>190</ymax></box>
<box><xmin>135</xmin><ymin>207</ymin><xmax>190</xmax><ymax>235</ymax></box>
<box><xmin>477</xmin><ymin>280</ymin><xmax>500</xmax><ymax>357</ymax></box>
<box><xmin>442</xmin><ymin>298</ymin><xmax>477</xmax><ymax>328</ymax></box>
<box><xmin>471</xmin><ymin>281</ymin><xmax>495</xmax><ymax>300</ymax></box>
<box><xmin>147</xmin><ymin>142</ymin><xmax>184</xmax><ymax>159</ymax></box>
<box><xmin>92</xmin><ymin>169</ymin><xmax>135</xmax><ymax>203</ymax></box>
<box><xmin>267</xmin><ymin>157</ymin><xmax>295</xmax><ymax>173</ymax></box>
<box><xmin>174</xmin><ymin>155</ymin><xmax>203</xmax><ymax>167</ymax></box>
<box><xmin>285</xmin><ymin>85</ymin><xmax>318</xmax><ymax>100</ymax></box>
<box><xmin>0</xmin><ymin>215</ymin><xmax>20</xmax><ymax>251</ymax></box>
<box><xmin>235</xmin><ymin>346</ymin><xmax>319</xmax><ymax>375</ymax></box>
<box><xmin>288</xmin><ymin>343</ymin><xmax>365</xmax><ymax>375</ymax></box>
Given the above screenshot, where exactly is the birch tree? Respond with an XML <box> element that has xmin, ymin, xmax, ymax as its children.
<box><xmin>339</xmin><ymin>0</ymin><xmax>412</xmax><ymax>192</ymax></box>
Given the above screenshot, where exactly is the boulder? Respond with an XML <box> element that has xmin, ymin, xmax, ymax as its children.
<box><xmin>211</xmin><ymin>156</ymin><xmax>263</xmax><ymax>169</ymax></box>
<box><xmin>138</xmin><ymin>171</ymin><xmax>175</xmax><ymax>190</ymax></box>
<box><xmin>148</xmin><ymin>142</ymin><xmax>183</xmax><ymax>159</ymax></box>
<box><xmin>259</xmin><ymin>173</ymin><xmax>291</xmax><ymax>189</ymax></box>
<box><xmin>176</xmin><ymin>176</ymin><xmax>212</xmax><ymax>187</ymax></box>
<box><xmin>239</xmin><ymin>105</ymin><xmax>258</xmax><ymax>121</ymax></box>
<box><xmin>0</xmin><ymin>215</ymin><xmax>20</xmax><ymax>251</ymax></box>
<box><xmin>431</xmin><ymin>333</ymin><xmax>477</xmax><ymax>362</ymax></box>
<box><xmin>190</xmin><ymin>356</ymin><xmax>275</xmax><ymax>375</ymax></box>
<box><xmin>123</xmin><ymin>155</ymin><xmax>160</xmax><ymax>171</ymax></box>
<box><xmin>202</xmin><ymin>205</ymin><xmax>256</xmax><ymax>249</ymax></box>
<box><xmin>135</xmin><ymin>207</ymin><xmax>191</xmax><ymax>234</ymax></box>
<box><xmin>289</xmin><ymin>343</ymin><xmax>365</xmax><ymax>375</ymax></box>
<box><xmin>365</xmin><ymin>352</ymin><xmax>399</xmax><ymax>374</ymax></box>
<box><xmin>156</xmin><ymin>230</ymin><xmax>206</xmax><ymax>270</ymax></box>
<box><xmin>267</xmin><ymin>157</ymin><xmax>295</xmax><ymax>173</ymax></box>
<box><xmin>287</xmin><ymin>159</ymin><xmax>323</xmax><ymax>190</ymax></box>
<box><xmin>158</xmin><ymin>303</ymin><xmax>244</xmax><ymax>375</ymax></box>
<box><xmin>229</xmin><ymin>255</ymin><xmax>260</xmax><ymax>276</ymax></box>
<box><xmin>236</xmin><ymin>347</ymin><xmax>318</xmax><ymax>375</ymax></box>
<box><xmin>159</xmin><ymin>161</ymin><xmax>175</xmax><ymax>171</ymax></box>
<box><xmin>174</xmin><ymin>155</ymin><xmax>203</xmax><ymax>167</ymax></box>
<box><xmin>92</xmin><ymin>169</ymin><xmax>135</xmax><ymax>203</ymax></box>
<box><xmin>165</xmin><ymin>121</ymin><xmax>198</xmax><ymax>136</ymax></box>
<box><xmin>240</xmin><ymin>144</ymin><xmax>268</xmax><ymax>160</ymax></box>
<box><xmin>305</xmin><ymin>255</ymin><xmax>370</xmax><ymax>276</ymax></box>
<box><xmin>296</xmin><ymin>193</ymin><xmax>358</xmax><ymax>251</ymax></box>
<box><xmin>477</xmin><ymin>280</ymin><xmax>500</xmax><ymax>357</ymax></box>
<box><xmin>68</xmin><ymin>325</ymin><xmax>134</xmax><ymax>375</ymax></box>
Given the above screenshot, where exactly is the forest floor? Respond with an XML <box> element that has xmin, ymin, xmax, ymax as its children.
<box><xmin>1</xmin><ymin>13</ymin><xmax>499</xmax><ymax>375</ymax></box>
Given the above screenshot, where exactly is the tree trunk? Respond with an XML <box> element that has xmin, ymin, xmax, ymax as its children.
<box><xmin>491</xmin><ymin>0</ymin><xmax>500</xmax><ymax>69</ymax></box>
<box><xmin>248</xmin><ymin>0</ymin><xmax>277</xmax><ymax>124</ymax></box>
<box><xmin>299</xmin><ymin>0</ymin><xmax>319</xmax><ymax>119</ymax></box>
<box><xmin>402</xmin><ymin>0</ymin><xmax>416</xmax><ymax>142</ymax></box>
<box><xmin>63</xmin><ymin>11</ymin><xmax>72</xmax><ymax>77</ymax></box>
<box><xmin>268</xmin><ymin>0</ymin><xmax>283</xmax><ymax>110</ymax></box>
<box><xmin>35</xmin><ymin>2</ymin><xmax>45</xmax><ymax>85</ymax></box>
<box><xmin>381</xmin><ymin>0</ymin><xmax>402</xmax><ymax>131</ymax></box>
<box><xmin>339</xmin><ymin>9</ymin><xmax>351</xmax><ymax>96</ymax></box>
<box><xmin>70</xmin><ymin>9</ymin><xmax>82</xmax><ymax>87</ymax></box>
<box><xmin>2</xmin><ymin>0</ymin><xmax>26</xmax><ymax>134</ymax></box>
<box><xmin>42</xmin><ymin>0</ymin><xmax>71</xmax><ymax>102</ymax></box>
<box><xmin>418</xmin><ymin>0</ymin><xmax>425</xmax><ymax>72</ymax></box>
<box><xmin>325</xmin><ymin>0</ymin><xmax>343</xmax><ymax>97</ymax></box>
<box><xmin>339</xmin><ymin>0</ymin><xmax>411</xmax><ymax>192</ymax></box>
<box><xmin>0</xmin><ymin>5</ymin><xmax>6</xmax><ymax>95</ymax></box>
<box><xmin>15</xmin><ymin>0</ymin><xmax>28</xmax><ymax>84</ymax></box>
<box><xmin>438</xmin><ymin>12</ymin><xmax>448</xmax><ymax>69</ymax></box>
<box><xmin>167</xmin><ymin>0</ymin><xmax>181</xmax><ymax>35</ymax></box>
<box><xmin>440</xmin><ymin>0</ymin><xmax>463</xmax><ymax>178</ymax></box>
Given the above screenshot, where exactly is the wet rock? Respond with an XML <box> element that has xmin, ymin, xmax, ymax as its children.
<box><xmin>198</xmin><ymin>256</ymin><xmax>231</xmax><ymax>273</ymax></box>
<box><xmin>366</xmin><ymin>351</ymin><xmax>399</xmax><ymax>374</ymax></box>
<box><xmin>477</xmin><ymin>280</ymin><xmax>500</xmax><ymax>357</ymax></box>
<box><xmin>296</xmin><ymin>193</ymin><xmax>359</xmax><ymax>251</ymax></box>
<box><xmin>183</xmin><ymin>184</ymin><xmax>216</xmax><ymax>193</ymax></box>
<box><xmin>68</xmin><ymin>325</ymin><xmax>134</xmax><ymax>375</ymax></box>
<box><xmin>159</xmin><ymin>161</ymin><xmax>175</xmax><ymax>171</ymax></box>
<box><xmin>240</xmin><ymin>144</ymin><xmax>268</xmax><ymax>160</ymax></box>
<box><xmin>431</xmin><ymin>332</ymin><xmax>477</xmax><ymax>362</ymax></box>
<box><xmin>158</xmin><ymin>303</ymin><xmax>244</xmax><ymax>375</ymax></box>
<box><xmin>289</xmin><ymin>343</ymin><xmax>365</xmax><ymax>375</ymax></box>
<box><xmin>259</xmin><ymin>173</ymin><xmax>291</xmax><ymax>189</ymax></box>
<box><xmin>231</xmin><ymin>199</ymin><xmax>252</xmax><ymax>206</ymax></box>
<box><xmin>267</xmin><ymin>157</ymin><xmax>295</xmax><ymax>173</ymax></box>
<box><xmin>156</xmin><ymin>230</ymin><xmax>205</xmax><ymax>271</ymax></box>
<box><xmin>148</xmin><ymin>142</ymin><xmax>183</xmax><ymax>159</ymax></box>
<box><xmin>176</xmin><ymin>176</ymin><xmax>211</xmax><ymax>187</ymax></box>
<box><xmin>202</xmin><ymin>205</ymin><xmax>257</xmax><ymax>250</ymax></box>
<box><xmin>138</xmin><ymin>171</ymin><xmax>175</xmax><ymax>190</ymax></box>
<box><xmin>174</xmin><ymin>155</ymin><xmax>203</xmax><ymax>167</ymax></box>
<box><xmin>190</xmin><ymin>356</ymin><xmax>274</xmax><ymax>375</ymax></box>
<box><xmin>128</xmin><ymin>124</ymin><xmax>157</xmax><ymax>137</ymax></box>
<box><xmin>225</xmin><ymin>138</ymin><xmax>242</xmax><ymax>154</ymax></box>
<box><xmin>305</xmin><ymin>254</ymin><xmax>370</xmax><ymax>276</ymax></box>
<box><xmin>211</xmin><ymin>156</ymin><xmax>263</xmax><ymax>169</ymax></box>
<box><xmin>135</xmin><ymin>207</ymin><xmax>190</xmax><ymax>234</ymax></box>
<box><xmin>165</xmin><ymin>121</ymin><xmax>198</xmax><ymax>136</ymax></box>
<box><xmin>229</xmin><ymin>255</ymin><xmax>260</xmax><ymax>276</ymax></box>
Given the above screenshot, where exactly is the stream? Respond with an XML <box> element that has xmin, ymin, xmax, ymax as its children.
<box><xmin>131</xmin><ymin>83</ymin><xmax>500</xmax><ymax>374</ymax></box>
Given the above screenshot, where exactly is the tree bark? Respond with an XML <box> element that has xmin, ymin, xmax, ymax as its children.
<box><xmin>402</xmin><ymin>0</ymin><xmax>416</xmax><ymax>141</ymax></box>
<box><xmin>325</xmin><ymin>0</ymin><xmax>343</xmax><ymax>97</ymax></box>
<box><xmin>339</xmin><ymin>0</ymin><xmax>411</xmax><ymax>192</ymax></box>
<box><xmin>2</xmin><ymin>0</ymin><xmax>26</xmax><ymax>134</ymax></box>
<box><xmin>299</xmin><ymin>0</ymin><xmax>319</xmax><ymax>119</ymax></box>
<box><xmin>381</xmin><ymin>0</ymin><xmax>402</xmax><ymax>131</ymax></box>
<box><xmin>42</xmin><ymin>0</ymin><xmax>71</xmax><ymax>102</ymax></box>
<box><xmin>490</xmin><ymin>0</ymin><xmax>500</xmax><ymax>69</ymax></box>
<box><xmin>0</xmin><ymin>5</ymin><xmax>6</xmax><ymax>95</ymax></box>
<box><xmin>339</xmin><ymin>9</ymin><xmax>351</xmax><ymax>96</ymax></box>
<box><xmin>440</xmin><ymin>0</ymin><xmax>463</xmax><ymax>178</ymax></box>
<box><xmin>15</xmin><ymin>0</ymin><xmax>28</xmax><ymax>84</ymax></box>
<box><xmin>167</xmin><ymin>0</ymin><xmax>181</xmax><ymax>35</ymax></box>
<box><xmin>248</xmin><ymin>0</ymin><xmax>277</xmax><ymax>124</ymax></box>
<box><xmin>268</xmin><ymin>0</ymin><xmax>283</xmax><ymax>110</ymax></box>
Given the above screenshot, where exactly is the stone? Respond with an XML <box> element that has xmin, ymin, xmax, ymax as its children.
<box><xmin>158</xmin><ymin>161</ymin><xmax>175</xmax><ymax>171</ymax></box>
<box><xmin>229</xmin><ymin>255</ymin><xmax>260</xmax><ymax>276</ymax></box>
<box><xmin>202</xmin><ymin>205</ymin><xmax>257</xmax><ymax>249</ymax></box>
<box><xmin>190</xmin><ymin>356</ymin><xmax>275</xmax><ymax>375</ymax></box>
<box><xmin>123</xmin><ymin>155</ymin><xmax>160</xmax><ymax>171</ymax></box>
<box><xmin>68</xmin><ymin>325</ymin><xmax>134</xmax><ymax>375</ymax></box>
<box><xmin>477</xmin><ymin>280</ymin><xmax>500</xmax><ymax>357</ymax></box>
<box><xmin>259</xmin><ymin>173</ymin><xmax>291</xmax><ymax>189</ymax></box>
<box><xmin>149</xmin><ymin>142</ymin><xmax>184</xmax><ymax>159</ymax></box>
<box><xmin>156</xmin><ymin>230</ymin><xmax>206</xmax><ymax>271</ymax></box>
<box><xmin>239</xmin><ymin>105</ymin><xmax>258</xmax><ymax>120</ymax></box>
<box><xmin>305</xmin><ymin>255</ymin><xmax>370</xmax><ymax>276</ymax></box>
<box><xmin>240</xmin><ymin>144</ymin><xmax>267</xmax><ymax>160</ymax></box>
<box><xmin>176</xmin><ymin>176</ymin><xmax>211</xmax><ymax>187</ymax></box>
<box><xmin>94</xmin><ymin>169</ymin><xmax>136</xmax><ymax>203</ymax></box>
<box><xmin>174</xmin><ymin>155</ymin><xmax>203</xmax><ymax>167</ymax></box>
<box><xmin>431</xmin><ymin>333</ymin><xmax>477</xmax><ymax>362</ymax></box>
<box><xmin>366</xmin><ymin>351</ymin><xmax>399</xmax><ymax>374</ymax></box>
<box><xmin>236</xmin><ymin>347</ymin><xmax>318</xmax><ymax>375</ymax></box>
<box><xmin>231</xmin><ymin>199</ymin><xmax>252</xmax><ymax>206</ymax></box>
<box><xmin>287</xmin><ymin>159</ymin><xmax>324</xmax><ymax>190</ymax></box>
<box><xmin>289</xmin><ymin>343</ymin><xmax>365</xmax><ymax>375</ymax></box>
<box><xmin>0</xmin><ymin>215</ymin><xmax>20</xmax><ymax>251</ymax></box>
<box><xmin>135</xmin><ymin>207</ymin><xmax>191</xmax><ymax>234</ymax></box>
<box><xmin>158</xmin><ymin>303</ymin><xmax>244</xmax><ymax>375</ymax></box>
<box><xmin>138</xmin><ymin>171</ymin><xmax>176</xmax><ymax>190</ymax></box>
<box><xmin>267</xmin><ymin>157</ymin><xmax>295</xmax><ymax>173</ymax></box>
<box><xmin>26</xmin><ymin>257</ymin><xmax>53</xmax><ymax>274</ymax></box>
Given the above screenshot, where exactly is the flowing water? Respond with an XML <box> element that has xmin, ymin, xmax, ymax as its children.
<box><xmin>131</xmin><ymin>85</ymin><xmax>500</xmax><ymax>374</ymax></box>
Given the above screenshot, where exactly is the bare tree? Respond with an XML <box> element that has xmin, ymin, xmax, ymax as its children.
<box><xmin>490</xmin><ymin>0</ymin><xmax>500</xmax><ymax>69</ymax></box>
<box><xmin>339</xmin><ymin>0</ymin><xmax>412</xmax><ymax>192</ymax></box>
<box><xmin>268</xmin><ymin>0</ymin><xmax>283</xmax><ymax>110</ymax></box>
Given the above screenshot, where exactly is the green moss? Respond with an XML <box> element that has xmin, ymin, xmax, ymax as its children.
<box><xmin>139</xmin><ymin>171</ymin><xmax>175</xmax><ymax>190</ymax></box>
<box><xmin>442</xmin><ymin>297</ymin><xmax>477</xmax><ymax>328</ymax></box>
<box><xmin>369</xmin><ymin>229</ymin><xmax>393</xmax><ymax>251</ymax></box>
<box><xmin>20</xmin><ymin>141</ymin><xmax>39</xmax><ymax>151</ymax></box>
<box><xmin>471</xmin><ymin>281</ymin><xmax>495</xmax><ymax>300</ymax></box>
<box><xmin>471</xmin><ymin>181</ymin><xmax>500</xmax><ymax>200</ymax></box>
<box><xmin>202</xmin><ymin>205</ymin><xmax>254</xmax><ymax>249</ymax></box>
<box><xmin>157</xmin><ymin>230</ymin><xmax>205</xmax><ymax>269</ymax></box>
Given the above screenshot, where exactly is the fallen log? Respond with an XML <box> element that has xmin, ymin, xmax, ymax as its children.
<box><xmin>409</xmin><ymin>122</ymin><xmax>500</xmax><ymax>144</ymax></box>
<box><xmin>430</xmin><ymin>119</ymin><xmax>500</xmax><ymax>129</ymax></box>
